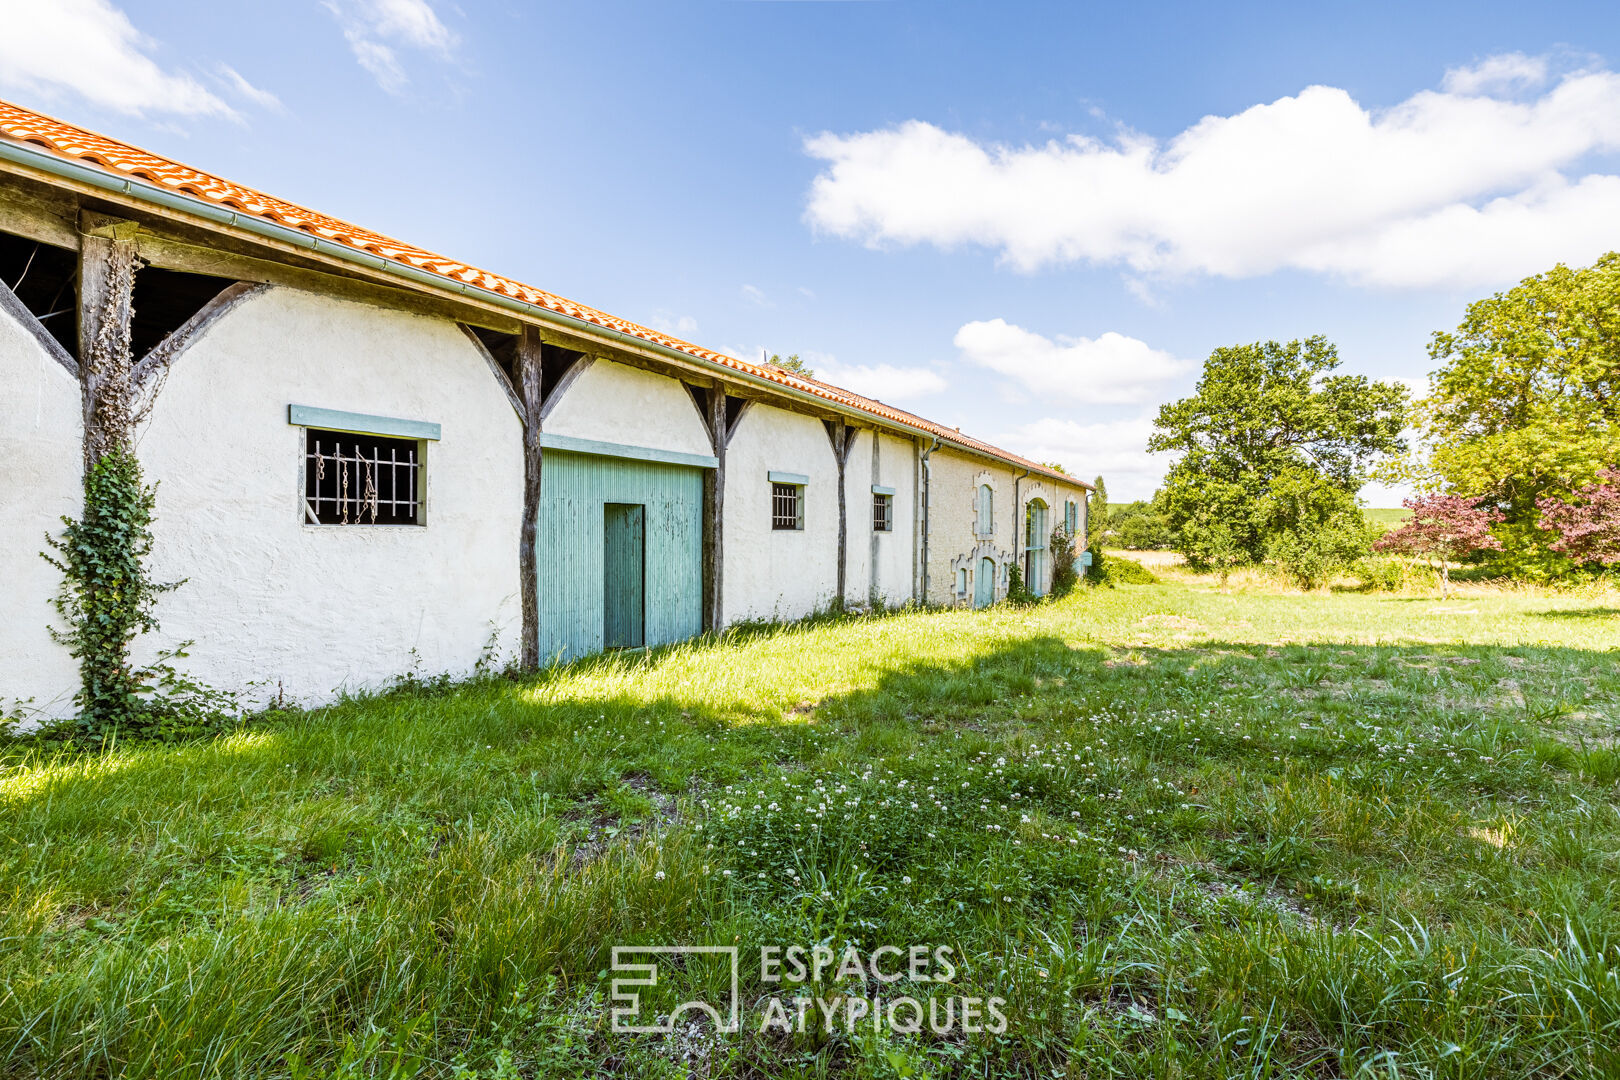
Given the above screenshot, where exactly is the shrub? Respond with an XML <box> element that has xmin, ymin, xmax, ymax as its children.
<box><xmin>1352</xmin><ymin>556</ymin><xmax>1437</xmax><ymax>593</ymax></box>
<box><xmin>1049</xmin><ymin>523</ymin><xmax>1079</xmax><ymax>597</ymax></box>
<box><xmin>1006</xmin><ymin>562</ymin><xmax>1034</xmax><ymax>604</ymax></box>
<box><xmin>1266</xmin><ymin>510</ymin><xmax>1373</xmax><ymax>590</ymax></box>
<box><xmin>1105</xmin><ymin>556</ymin><xmax>1158</xmax><ymax>585</ymax></box>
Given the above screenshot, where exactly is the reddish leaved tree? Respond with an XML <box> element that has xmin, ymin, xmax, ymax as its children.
<box><xmin>1537</xmin><ymin>468</ymin><xmax>1620</xmax><ymax>566</ymax></box>
<box><xmin>1373</xmin><ymin>494</ymin><xmax>1504</xmax><ymax>598</ymax></box>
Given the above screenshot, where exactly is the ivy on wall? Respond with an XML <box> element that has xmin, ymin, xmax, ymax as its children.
<box><xmin>44</xmin><ymin>448</ymin><xmax>173</xmax><ymax>736</ymax></box>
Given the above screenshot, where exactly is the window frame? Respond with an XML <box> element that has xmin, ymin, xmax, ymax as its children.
<box><xmin>771</xmin><ymin>481</ymin><xmax>804</xmax><ymax>531</ymax></box>
<box><xmin>976</xmin><ymin>483</ymin><xmax>995</xmax><ymax>537</ymax></box>
<box><xmin>293</xmin><ymin>404</ymin><xmax>439</xmax><ymax>528</ymax></box>
<box><xmin>872</xmin><ymin>491</ymin><xmax>893</xmax><ymax>532</ymax></box>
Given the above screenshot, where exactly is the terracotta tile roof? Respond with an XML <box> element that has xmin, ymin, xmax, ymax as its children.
<box><xmin>0</xmin><ymin>98</ymin><xmax>1083</xmax><ymax>488</ymax></box>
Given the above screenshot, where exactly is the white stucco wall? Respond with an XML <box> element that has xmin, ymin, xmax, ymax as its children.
<box><xmin>542</xmin><ymin>358</ymin><xmax>713</xmax><ymax>457</ymax></box>
<box><xmin>133</xmin><ymin>287</ymin><xmax>524</xmax><ymax>708</ymax></box>
<box><xmin>0</xmin><ymin>307</ymin><xmax>82</xmax><ymax>724</ymax></box>
<box><xmin>867</xmin><ymin>431</ymin><xmax>917</xmax><ymax>608</ymax></box>
<box><xmin>722</xmin><ymin>403</ymin><xmax>841</xmax><ymax>624</ymax></box>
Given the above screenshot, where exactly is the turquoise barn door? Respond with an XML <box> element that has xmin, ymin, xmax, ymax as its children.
<box><xmin>537</xmin><ymin>450</ymin><xmax>703</xmax><ymax>661</ymax></box>
<box><xmin>603</xmin><ymin>503</ymin><xmax>646</xmax><ymax>648</ymax></box>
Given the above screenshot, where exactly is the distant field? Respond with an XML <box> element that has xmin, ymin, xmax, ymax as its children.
<box><xmin>1363</xmin><ymin>506</ymin><xmax>1408</xmax><ymax>529</ymax></box>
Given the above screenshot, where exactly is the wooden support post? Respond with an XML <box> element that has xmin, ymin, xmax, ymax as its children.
<box><xmin>77</xmin><ymin>215</ymin><xmax>140</xmax><ymax>468</ymax></box>
<box><xmin>701</xmin><ymin>380</ymin><xmax>727</xmax><ymax>632</ymax></box>
<box><xmin>826</xmin><ymin>420</ymin><xmax>856</xmax><ymax>609</ymax></box>
<box><xmin>516</xmin><ymin>326</ymin><xmax>544</xmax><ymax>671</ymax></box>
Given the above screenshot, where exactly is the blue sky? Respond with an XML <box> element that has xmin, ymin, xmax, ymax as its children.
<box><xmin>4</xmin><ymin>1</ymin><xmax>1619</xmax><ymax>500</ymax></box>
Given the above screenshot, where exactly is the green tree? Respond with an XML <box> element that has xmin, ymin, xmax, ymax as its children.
<box><xmin>1148</xmin><ymin>336</ymin><xmax>1408</xmax><ymax>567</ymax></box>
<box><xmin>1418</xmin><ymin>253</ymin><xmax>1620</xmax><ymax>572</ymax></box>
<box><xmin>768</xmin><ymin>353</ymin><xmax>815</xmax><ymax>379</ymax></box>
<box><xmin>1087</xmin><ymin>475</ymin><xmax>1109</xmax><ymax>544</ymax></box>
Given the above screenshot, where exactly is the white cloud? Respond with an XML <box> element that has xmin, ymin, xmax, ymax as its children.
<box><xmin>804</xmin><ymin>56</ymin><xmax>1620</xmax><ymax>289</ymax></box>
<box><xmin>953</xmin><ymin>319</ymin><xmax>1186</xmax><ymax>405</ymax></box>
<box><xmin>0</xmin><ymin>0</ymin><xmax>234</xmax><ymax>118</ymax></box>
<box><xmin>716</xmin><ymin>344</ymin><xmax>944</xmax><ymax>401</ymax></box>
<box><xmin>740</xmin><ymin>284</ymin><xmax>773</xmax><ymax>307</ymax></box>
<box><xmin>325</xmin><ymin>0</ymin><xmax>456</xmax><ymax>94</ymax></box>
<box><xmin>813</xmin><ymin>359</ymin><xmax>948</xmax><ymax>401</ymax></box>
<box><xmin>992</xmin><ymin>414</ymin><xmax>1162</xmax><ymax>498</ymax></box>
<box><xmin>1442</xmin><ymin>52</ymin><xmax>1548</xmax><ymax>96</ymax></box>
<box><xmin>216</xmin><ymin>65</ymin><xmax>282</xmax><ymax>112</ymax></box>
<box><xmin>647</xmin><ymin>311</ymin><xmax>700</xmax><ymax>338</ymax></box>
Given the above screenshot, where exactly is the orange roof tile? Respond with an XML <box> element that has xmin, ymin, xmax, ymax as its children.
<box><xmin>0</xmin><ymin>98</ymin><xmax>1084</xmax><ymax>488</ymax></box>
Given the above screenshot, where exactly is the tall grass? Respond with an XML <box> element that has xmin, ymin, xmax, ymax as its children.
<box><xmin>3</xmin><ymin>582</ymin><xmax>1619</xmax><ymax>1076</ymax></box>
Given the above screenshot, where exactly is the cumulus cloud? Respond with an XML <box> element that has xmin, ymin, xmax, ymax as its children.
<box><xmin>992</xmin><ymin>414</ymin><xmax>1163</xmax><ymax>497</ymax></box>
<box><xmin>646</xmin><ymin>311</ymin><xmax>700</xmax><ymax>338</ymax></box>
<box><xmin>953</xmin><ymin>319</ymin><xmax>1186</xmax><ymax>404</ymax></box>
<box><xmin>216</xmin><ymin>65</ymin><xmax>282</xmax><ymax>112</ymax></box>
<box><xmin>804</xmin><ymin>55</ymin><xmax>1620</xmax><ymax>289</ymax></box>
<box><xmin>813</xmin><ymin>359</ymin><xmax>948</xmax><ymax>401</ymax></box>
<box><xmin>325</xmin><ymin>0</ymin><xmax>456</xmax><ymax>94</ymax></box>
<box><xmin>1442</xmin><ymin>52</ymin><xmax>1548</xmax><ymax>95</ymax></box>
<box><xmin>0</xmin><ymin>0</ymin><xmax>235</xmax><ymax>118</ymax></box>
<box><xmin>719</xmin><ymin>344</ymin><xmax>945</xmax><ymax>402</ymax></box>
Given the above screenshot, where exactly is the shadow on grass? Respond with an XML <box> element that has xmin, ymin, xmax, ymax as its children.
<box><xmin>6</xmin><ymin>620</ymin><xmax>1620</xmax><ymax>1077</ymax></box>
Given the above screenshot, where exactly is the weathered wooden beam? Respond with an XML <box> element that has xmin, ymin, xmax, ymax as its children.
<box><xmin>538</xmin><ymin>354</ymin><xmax>594</xmax><ymax>421</ymax></box>
<box><xmin>0</xmin><ymin>183</ymin><xmax>80</xmax><ymax>251</ymax></box>
<box><xmin>77</xmin><ymin>213</ymin><xmax>138</xmax><ymax>467</ymax></box>
<box><xmin>725</xmin><ymin>397</ymin><xmax>754</xmax><ymax>447</ymax></box>
<box><xmin>458</xmin><ymin>324</ymin><xmax>525</xmax><ymax>423</ymax></box>
<box><xmin>132</xmin><ymin>281</ymin><xmax>269</xmax><ymax>390</ymax></box>
<box><xmin>136</xmin><ymin>233</ymin><xmax>525</xmax><ymax>334</ymax></box>
<box><xmin>515</xmin><ymin>325</ymin><xmax>547</xmax><ymax>670</ymax></box>
<box><xmin>0</xmin><ymin>270</ymin><xmax>76</xmax><ymax>378</ymax></box>
<box><xmin>824</xmin><ymin>420</ymin><xmax>857</xmax><ymax>608</ymax></box>
<box><xmin>702</xmin><ymin>379</ymin><xmax>727</xmax><ymax>632</ymax></box>
<box><xmin>515</xmin><ymin>326</ymin><xmax>544</xmax><ymax>671</ymax></box>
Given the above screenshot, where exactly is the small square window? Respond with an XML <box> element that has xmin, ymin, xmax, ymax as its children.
<box><xmin>772</xmin><ymin>482</ymin><xmax>803</xmax><ymax>530</ymax></box>
<box><xmin>305</xmin><ymin>428</ymin><xmax>423</xmax><ymax>525</ymax></box>
<box><xmin>873</xmin><ymin>492</ymin><xmax>892</xmax><ymax>532</ymax></box>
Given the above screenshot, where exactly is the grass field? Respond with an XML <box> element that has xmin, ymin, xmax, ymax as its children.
<box><xmin>4</xmin><ymin>575</ymin><xmax>1620</xmax><ymax>1078</ymax></box>
<box><xmin>1363</xmin><ymin>508</ymin><xmax>1409</xmax><ymax>530</ymax></box>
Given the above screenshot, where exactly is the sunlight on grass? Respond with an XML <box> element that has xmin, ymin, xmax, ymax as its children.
<box><xmin>3</xmin><ymin>579</ymin><xmax>1619</xmax><ymax>1077</ymax></box>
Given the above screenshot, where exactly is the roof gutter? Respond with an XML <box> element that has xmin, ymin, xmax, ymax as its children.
<box><xmin>0</xmin><ymin>137</ymin><xmax>1081</xmax><ymax>485</ymax></box>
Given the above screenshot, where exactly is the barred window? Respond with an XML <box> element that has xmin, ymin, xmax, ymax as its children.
<box><xmin>772</xmin><ymin>482</ymin><xmax>803</xmax><ymax>530</ymax></box>
<box><xmin>872</xmin><ymin>492</ymin><xmax>892</xmax><ymax>532</ymax></box>
<box><xmin>305</xmin><ymin>429</ymin><xmax>422</xmax><ymax>525</ymax></box>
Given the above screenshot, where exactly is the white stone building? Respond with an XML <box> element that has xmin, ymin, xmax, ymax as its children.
<box><xmin>0</xmin><ymin>100</ymin><xmax>1090</xmax><ymax>722</ymax></box>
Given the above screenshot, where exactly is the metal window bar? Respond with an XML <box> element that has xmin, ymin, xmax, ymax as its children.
<box><xmin>772</xmin><ymin>482</ymin><xmax>801</xmax><ymax>530</ymax></box>
<box><xmin>305</xmin><ymin>433</ymin><xmax>420</xmax><ymax>525</ymax></box>
<box><xmin>873</xmin><ymin>492</ymin><xmax>891</xmax><ymax>532</ymax></box>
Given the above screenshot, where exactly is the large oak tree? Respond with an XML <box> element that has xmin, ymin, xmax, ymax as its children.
<box><xmin>1418</xmin><ymin>253</ymin><xmax>1620</xmax><ymax>569</ymax></box>
<box><xmin>1149</xmin><ymin>336</ymin><xmax>1408</xmax><ymax>566</ymax></box>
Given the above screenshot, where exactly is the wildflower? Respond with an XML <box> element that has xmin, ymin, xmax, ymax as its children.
<box><xmin>902</xmin><ymin>875</ymin><xmax>912</xmax><ymax>885</ymax></box>
<box><xmin>654</xmin><ymin>870</ymin><xmax>666</xmax><ymax>881</ymax></box>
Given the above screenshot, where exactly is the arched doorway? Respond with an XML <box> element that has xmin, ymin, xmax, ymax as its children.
<box><xmin>974</xmin><ymin>556</ymin><xmax>995</xmax><ymax>608</ymax></box>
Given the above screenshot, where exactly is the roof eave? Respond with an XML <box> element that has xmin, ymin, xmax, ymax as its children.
<box><xmin>0</xmin><ymin>133</ymin><xmax>1085</xmax><ymax>488</ymax></box>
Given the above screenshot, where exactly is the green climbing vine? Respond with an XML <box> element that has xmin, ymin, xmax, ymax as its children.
<box><xmin>44</xmin><ymin>448</ymin><xmax>170</xmax><ymax>736</ymax></box>
<box><xmin>42</xmin><ymin>448</ymin><xmax>234</xmax><ymax>741</ymax></box>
